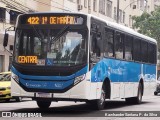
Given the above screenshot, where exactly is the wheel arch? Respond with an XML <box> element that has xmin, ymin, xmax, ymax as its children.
<box><xmin>103</xmin><ymin>77</ymin><xmax>111</xmax><ymax>99</ymax></box>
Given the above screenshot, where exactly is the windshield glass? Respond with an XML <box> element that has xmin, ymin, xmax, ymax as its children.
<box><xmin>14</xmin><ymin>28</ymin><xmax>88</xmax><ymax>66</ymax></box>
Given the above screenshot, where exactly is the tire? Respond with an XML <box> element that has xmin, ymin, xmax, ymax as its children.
<box><xmin>135</xmin><ymin>83</ymin><xmax>143</xmax><ymax>104</ymax></box>
<box><xmin>96</xmin><ymin>86</ymin><xmax>106</xmax><ymax>110</ymax></box>
<box><xmin>87</xmin><ymin>83</ymin><xmax>106</xmax><ymax>110</ymax></box>
<box><xmin>37</xmin><ymin>101</ymin><xmax>51</xmax><ymax>109</ymax></box>
<box><xmin>154</xmin><ymin>91</ymin><xmax>158</xmax><ymax>95</ymax></box>
<box><xmin>16</xmin><ymin>97</ymin><xmax>22</xmax><ymax>102</ymax></box>
<box><xmin>125</xmin><ymin>83</ymin><xmax>142</xmax><ymax>104</ymax></box>
<box><xmin>125</xmin><ymin>97</ymin><xmax>134</xmax><ymax>103</ymax></box>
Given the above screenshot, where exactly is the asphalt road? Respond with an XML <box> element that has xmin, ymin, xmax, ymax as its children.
<box><xmin>0</xmin><ymin>95</ymin><xmax>160</xmax><ymax>120</ymax></box>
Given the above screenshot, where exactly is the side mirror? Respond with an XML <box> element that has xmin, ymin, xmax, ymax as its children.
<box><xmin>3</xmin><ymin>33</ymin><xmax>9</xmax><ymax>47</ymax></box>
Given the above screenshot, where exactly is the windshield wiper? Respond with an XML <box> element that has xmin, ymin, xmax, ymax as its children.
<box><xmin>51</xmin><ymin>26</ymin><xmax>69</xmax><ymax>44</ymax></box>
<box><xmin>31</xmin><ymin>25</ymin><xmax>43</xmax><ymax>42</ymax></box>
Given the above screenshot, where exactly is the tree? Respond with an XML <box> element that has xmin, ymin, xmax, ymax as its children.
<box><xmin>132</xmin><ymin>7</ymin><xmax>160</xmax><ymax>49</ymax></box>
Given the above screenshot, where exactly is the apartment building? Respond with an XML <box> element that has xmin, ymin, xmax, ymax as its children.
<box><xmin>0</xmin><ymin>0</ymin><xmax>159</xmax><ymax>72</ymax></box>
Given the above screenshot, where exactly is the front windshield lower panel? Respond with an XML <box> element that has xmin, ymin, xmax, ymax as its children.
<box><xmin>14</xmin><ymin>28</ymin><xmax>88</xmax><ymax>67</ymax></box>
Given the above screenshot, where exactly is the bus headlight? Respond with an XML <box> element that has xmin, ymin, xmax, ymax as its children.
<box><xmin>12</xmin><ymin>73</ymin><xmax>19</xmax><ymax>83</ymax></box>
<box><xmin>74</xmin><ymin>74</ymin><xmax>85</xmax><ymax>85</ymax></box>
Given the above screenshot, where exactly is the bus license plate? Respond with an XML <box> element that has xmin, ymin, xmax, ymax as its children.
<box><xmin>37</xmin><ymin>93</ymin><xmax>51</xmax><ymax>98</ymax></box>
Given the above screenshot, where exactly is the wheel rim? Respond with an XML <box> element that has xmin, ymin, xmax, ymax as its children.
<box><xmin>100</xmin><ymin>89</ymin><xmax>105</xmax><ymax>105</ymax></box>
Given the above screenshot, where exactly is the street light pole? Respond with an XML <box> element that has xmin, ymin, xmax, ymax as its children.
<box><xmin>123</xmin><ymin>0</ymin><xmax>140</xmax><ymax>11</ymax></box>
<box><xmin>116</xmin><ymin>0</ymin><xmax>119</xmax><ymax>23</ymax></box>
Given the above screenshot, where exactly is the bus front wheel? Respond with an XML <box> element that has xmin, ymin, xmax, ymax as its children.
<box><xmin>16</xmin><ymin>97</ymin><xmax>22</xmax><ymax>102</ymax></box>
<box><xmin>154</xmin><ymin>91</ymin><xmax>158</xmax><ymax>95</ymax></box>
<box><xmin>36</xmin><ymin>101</ymin><xmax>51</xmax><ymax>109</ymax></box>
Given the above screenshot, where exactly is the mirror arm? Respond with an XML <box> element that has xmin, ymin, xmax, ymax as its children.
<box><xmin>4</xmin><ymin>47</ymin><xmax>13</xmax><ymax>55</ymax></box>
<box><xmin>5</xmin><ymin>26</ymin><xmax>15</xmax><ymax>32</ymax></box>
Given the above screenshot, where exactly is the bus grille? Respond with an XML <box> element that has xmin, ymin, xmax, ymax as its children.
<box><xmin>12</xmin><ymin>62</ymin><xmax>86</xmax><ymax>76</ymax></box>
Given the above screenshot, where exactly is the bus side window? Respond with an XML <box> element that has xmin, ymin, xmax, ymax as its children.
<box><xmin>125</xmin><ymin>35</ymin><xmax>133</xmax><ymax>60</ymax></box>
<box><xmin>92</xmin><ymin>33</ymin><xmax>101</xmax><ymax>57</ymax></box>
<box><xmin>133</xmin><ymin>38</ymin><xmax>141</xmax><ymax>61</ymax></box>
<box><xmin>115</xmin><ymin>32</ymin><xmax>124</xmax><ymax>59</ymax></box>
<box><xmin>148</xmin><ymin>43</ymin><xmax>156</xmax><ymax>64</ymax></box>
<box><xmin>141</xmin><ymin>40</ymin><xmax>148</xmax><ymax>63</ymax></box>
<box><xmin>104</xmin><ymin>28</ymin><xmax>114</xmax><ymax>57</ymax></box>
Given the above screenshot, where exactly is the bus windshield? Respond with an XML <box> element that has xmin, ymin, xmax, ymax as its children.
<box><xmin>14</xmin><ymin>27</ymin><xmax>88</xmax><ymax>66</ymax></box>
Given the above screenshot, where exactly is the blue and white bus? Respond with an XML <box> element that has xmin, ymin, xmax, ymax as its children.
<box><xmin>4</xmin><ymin>12</ymin><xmax>157</xmax><ymax>110</ymax></box>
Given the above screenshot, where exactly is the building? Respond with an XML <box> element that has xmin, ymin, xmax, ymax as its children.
<box><xmin>0</xmin><ymin>0</ymin><xmax>159</xmax><ymax>72</ymax></box>
<box><xmin>0</xmin><ymin>0</ymin><xmax>36</xmax><ymax>72</ymax></box>
<box><xmin>55</xmin><ymin>0</ymin><xmax>155</xmax><ymax>27</ymax></box>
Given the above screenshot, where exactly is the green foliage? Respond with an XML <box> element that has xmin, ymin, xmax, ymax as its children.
<box><xmin>132</xmin><ymin>7</ymin><xmax>160</xmax><ymax>49</ymax></box>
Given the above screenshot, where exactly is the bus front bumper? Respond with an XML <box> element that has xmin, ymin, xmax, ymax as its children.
<box><xmin>11</xmin><ymin>77</ymin><xmax>93</xmax><ymax>101</ymax></box>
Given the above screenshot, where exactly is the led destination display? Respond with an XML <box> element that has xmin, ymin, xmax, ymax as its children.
<box><xmin>21</xmin><ymin>15</ymin><xmax>84</xmax><ymax>25</ymax></box>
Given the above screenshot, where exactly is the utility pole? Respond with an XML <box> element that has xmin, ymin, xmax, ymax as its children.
<box><xmin>116</xmin><ymin>0</ymin><xmax>119</xmax><ymax>23</ymax></box>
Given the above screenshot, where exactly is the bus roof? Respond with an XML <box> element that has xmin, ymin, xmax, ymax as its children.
<box><xmin>87</xmin><ymin>14</ymin><xmax>157</xmax><ymax>44</ymax></box>
<box><xmin>19</xmin><ymin>12</ymin><xmax>157</xmax><ymax>44</ymax></box>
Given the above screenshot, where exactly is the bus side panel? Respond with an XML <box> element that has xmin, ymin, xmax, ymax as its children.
<box><xmin>143</xmin><ymin>64</ymin><xmax>156</xmax><ymax>96</ymax></box>
<box><xmin>69</xmin><ymin>71</ymin><xmax>91</xmax><ymax>99</ymax></box>
<box><xmin>90</xmin><ymin>58</ymin><xmax>144</xmax><ymax>99</ymax></box>
<box><xmin>124</xmin><ymin>61</ymin><xmax>141</xmax><ymax>98</ymax></box>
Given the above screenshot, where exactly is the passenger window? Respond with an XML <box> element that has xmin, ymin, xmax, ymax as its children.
<box><xmin>125</xmin><ymin>36</ymin><xmax>133</xmax><ymax>60</ymax></box>
<box><xmin>133</xmin><ymin>38</ymin><xmax>141</xmax><ymax>61</ymax></box>
<box><xmin>115</xmin><ymin>32</ymin><xmax>124</xmax><ymax>59</ymax></box>
<box><xmin>148</xmin><ymin>43</ymin><xmax>156</xmax><ymax>64</ymax></box>
<box><xmin>104</xmin><ymin>28</ymin><xmax>114</xmax><ymax>57</ymax></box>
<box><xmin>141</xmin><ymin>41</ymin><xmax>148</xmax><ymax>63</ymax></box>
<box><xmin>92</xmin><ymin>33</ymin><xmax>101</xmax><ymax>57</ymax></box>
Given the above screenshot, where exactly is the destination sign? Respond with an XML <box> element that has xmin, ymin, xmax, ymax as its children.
<box><xmin>21</xmin><ymin>15</ymin><xmax>84</xmax><ymax>25</ymax></box>
<box><xmin>18</xmin><ymin>56</ymin><xmax>38</xmax><ymax>64</ymax></box>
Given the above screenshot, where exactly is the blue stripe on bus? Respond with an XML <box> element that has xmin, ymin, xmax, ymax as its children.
<box><xmin>20</xmin><ymin>78</ymin><xmax>74</xmax><ymax>90</ymax></box>
<box><xmin>91</xmin><ymin>58</ymin><xmax>156</xmax><ymax>82</ymax></box>
<box><xmin>143</xmin><ymin>64</ymin><xmax>156</xmax><ymax>82</ymax></box>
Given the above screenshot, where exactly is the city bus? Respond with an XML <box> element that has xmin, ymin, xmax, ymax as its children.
<box><xmin>3</xmin><ymin>12</ymin><xmax>157</xmax><ymax>110</ymax></box>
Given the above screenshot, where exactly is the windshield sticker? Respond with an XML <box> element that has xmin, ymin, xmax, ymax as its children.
<box><xmin>47</xmin><ymin>52</ymin><xmax>57</xmax><ymax>59</ymax></box>
<box><xmin>37</xmin><ymin>59</ymin><xmax>45</xmax><ymax>66</ymax></box>
<box><xmin>46</xmin><ymin>58</ymin><xmax>54</xmax><ymax>66</ymax></box>
<box><xmin>18</xmin><ymin>56</ymin><xmax>37</xmax><ymax>64</ymax></box>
